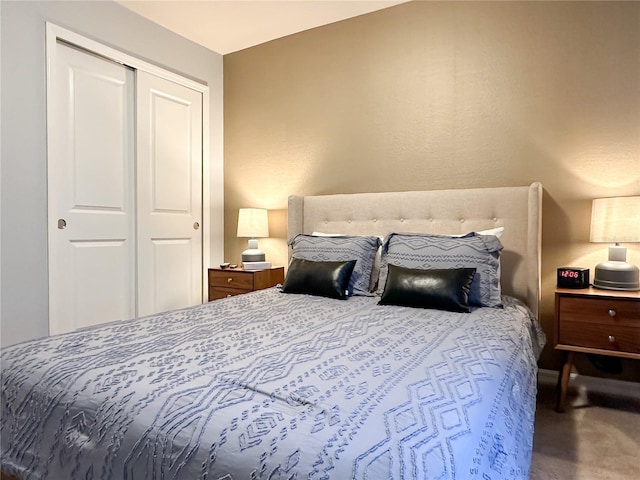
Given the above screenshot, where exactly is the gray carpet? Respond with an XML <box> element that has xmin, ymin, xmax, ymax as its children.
<box><xmin>530</xmin><ymin>382</ymin><xmax>640</xmax><ymax>480</ymax></box>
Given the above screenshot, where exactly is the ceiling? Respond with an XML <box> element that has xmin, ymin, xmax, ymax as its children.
<box><xmin>116</xmin><ymin>0</ymin><xmax>409</xmax><ymax>55</ymax></box>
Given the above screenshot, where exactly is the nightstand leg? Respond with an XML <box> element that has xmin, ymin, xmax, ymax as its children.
<box><xmin>555</xmin><ymin>351</ymin><xmax>574</xmax><ymax>413</ymax></box>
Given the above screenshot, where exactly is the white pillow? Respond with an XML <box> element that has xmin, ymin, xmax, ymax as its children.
<box><xmin>475</xmin><ymin>226</ymin><xmax>505</xmax><ymax>238</ymax></box>
<box><xmin>449</xmin><ymin>226</ymin><xmax>505</xmax><ymax>238</ymax></box>
<box><xmin>313</xmin><ymin>227</ymin><xmax>504</xmax><ymax>238</ymax></box>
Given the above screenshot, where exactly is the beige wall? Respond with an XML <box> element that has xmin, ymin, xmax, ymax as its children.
<box><xmin>223</xmin><ymin>1</ymin><xmax>640</xmax><ymax>375</ymax></box>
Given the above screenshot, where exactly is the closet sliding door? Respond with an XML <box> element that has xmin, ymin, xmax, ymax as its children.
<box><xmin>48</xmin><ymin>34</ymin><xmax>205</xmax><ymax>335</ymax></box>
<box><xmin>48</xmin><ymin>42</ymin><xmax>136</xmax><ymax>334</ymax></box>
<box><xmin>136</xmin><ymin>72</ymin><xmax>203</xmax><ymax>317</ymax></box>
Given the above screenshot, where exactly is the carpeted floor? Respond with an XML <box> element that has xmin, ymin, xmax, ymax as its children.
<box><xmin>530</xmin><ymin>382</ymin><xmax>640</xmax><ymax>480</ymax></box>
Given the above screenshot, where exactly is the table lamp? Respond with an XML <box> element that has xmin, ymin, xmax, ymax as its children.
<box><xmin>590</xmin><ymin>196</ymin><xmax>640</xmax><ymax>291</ymax></box>
<box><xmin>237</xmin><ymin>208</ymin><xmax>269</xmax><ymax>262</ymax></box>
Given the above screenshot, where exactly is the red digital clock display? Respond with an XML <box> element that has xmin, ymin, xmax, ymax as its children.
<box><xmin>560</xmin><ymin>270</ymin><xmax>579</xmax><ymax>278</ymax></box>
<box><xmin>557</xmin><ymin>267</ymin><xmax>589</xmax><ymax>288</ymax></box>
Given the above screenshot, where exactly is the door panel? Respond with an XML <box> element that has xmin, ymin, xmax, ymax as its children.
<box><xmin>73</xmin><ymin>69</ymin><xmax>128</xmax><ymax>208</ymax></box>
<box><xmin>152</xmin><ymin>94</ymin><xmax>192</xmax><ymax>212</ymax></box>
<box><xmin>48</xmin><ymin>42</ymin><xmax>135</xmax><ymax>335</ymax></box>
<box><xmin>137</xmin><ymin>72</ymin><xmax>203</xmax><ymax>317</ymax></box>
<box><xmin>72</xmin><ymin>240</ymin><xmax>131</xmax><ymax>329</ymax></box>
<box><xmin>149</xmin><ymin>239</ymin><xmax>195</xmax><ymax>314</ymax></box>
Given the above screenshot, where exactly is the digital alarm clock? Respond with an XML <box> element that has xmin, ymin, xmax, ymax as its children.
<box><xmin>557</xmin><ymin>267</ymin><xmax>590</xmax><ymax>289</ymax></box>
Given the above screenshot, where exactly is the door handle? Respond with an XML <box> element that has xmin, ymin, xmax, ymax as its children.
<box><xmin>193</xmin><ymin>222</ymin><xmax>200</xmax><ymax>230</ymax></box>
<box><xmin>57</xmin><ymin>219</ymin><xmax>67</xmax><ymax>229</ymax></box>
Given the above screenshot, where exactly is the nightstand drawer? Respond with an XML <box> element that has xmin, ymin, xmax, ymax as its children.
<box><xmin>207</xmin><ymin>267</ymin><xmax>284</xmax><ymax>302</ymax></box>
<box><xmin>558</xmin><ymin>296</ymin><xmax>640</xmax><ymax>327</ymax></box>
<box><xmin>559</xmin><ymin>321</ymin><xmax>640</xmax><ymax>354</ymax></box>
<box><xmin>209</xmin><ymin>270</ymin><xmax>254</xmax><ymax>290</ymax></box>
<box><xmin>209</xmin><ymin>287</ymin><xmax>249</xmax><ymax>300</ymax></box>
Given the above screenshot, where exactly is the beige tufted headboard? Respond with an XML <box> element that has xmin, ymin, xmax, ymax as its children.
<box><xmin>288</xmin><ymin>183</ymin><xmax>542</xmax><ymax>318</ymax></box>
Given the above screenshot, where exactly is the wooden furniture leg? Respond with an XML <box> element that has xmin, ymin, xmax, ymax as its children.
<box><xmin>555</xmin><ymin>350</ymin><xmax>574</xmax><ymax>413</ymax></box>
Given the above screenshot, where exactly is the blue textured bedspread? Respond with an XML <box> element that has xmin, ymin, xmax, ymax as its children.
<box><xmin>1</xmin><ymin>288</ymin><xmax>545</xmax><ymax>479</ymax></box>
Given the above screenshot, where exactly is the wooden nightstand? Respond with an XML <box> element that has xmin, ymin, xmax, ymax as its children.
<box><xmin>554</xmin><ymin>287</ymin><xmax>640</xmax><ymax>412</ymax></box>
<box><xmin>208</xmin><ymin>266</ymin><xmax>284</xmax><ymax>301</ymax></box>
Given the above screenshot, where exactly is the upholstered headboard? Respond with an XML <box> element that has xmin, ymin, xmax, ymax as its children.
<box><xmin>288</xmin><ymin>183</ymin><xmax>542</xmax><ymax>318</ymax></box>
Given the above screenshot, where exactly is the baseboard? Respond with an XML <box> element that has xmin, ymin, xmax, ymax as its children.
<box><xmin>538</xmin><ymin>368</ymin><xmax>640</xmax><ymax>400</ymax></box>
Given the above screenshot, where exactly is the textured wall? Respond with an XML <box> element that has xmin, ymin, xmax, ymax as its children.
<box><xmin>224</xmin><ymin>1</ymin><xmax>640</xmax><ymax>375</ymax></box>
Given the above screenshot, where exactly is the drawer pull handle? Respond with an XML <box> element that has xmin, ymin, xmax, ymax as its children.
<box><xmin>608</xmin><ymin>335</ymin><xmax>616</xmax><ymax>343</ymax></box>
<box><xmin>608</xmin><ymin>309</ymin><xmax>616</xmax><ymax>317</ymax></box>
<box><xmin>227</xmin><ymin>278</ymin><xmax>233</xmax><ymax>283</ymax></box>
<box><xmin>226</xmin><ymin>294</ymin><xmax>232</xmax><ymax>298</ymax></box>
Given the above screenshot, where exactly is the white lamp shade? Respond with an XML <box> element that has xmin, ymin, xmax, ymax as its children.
<box><xmin>590</xmin><ymin>196</ymin><xmax>640</xmax><ymax>291</ymax></box>
<box><xmin>590</xmin><ymin>196</ymin><xmax>640</xmax><ymax>243</ymax></box>
<box><xmin>237</xmin><ymin>208</ymin><xmax>269</xmax><ymax>238</ymax></box>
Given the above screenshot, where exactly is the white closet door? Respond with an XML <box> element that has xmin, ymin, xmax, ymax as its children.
<box><xmin>136</xmin><ymin>72</ymin><xmax>203</xmax><ymax>316</ymax></box>
<box><xmin>48</xmin><ymin>42</ymin><xmax>135</xmax><ymax>334</ymax></box>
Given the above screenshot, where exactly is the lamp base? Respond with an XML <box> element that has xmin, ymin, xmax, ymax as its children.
<box><xmin>242</xmin><ymin>249</ymin><xmax>265</xmax><ymax>262</ymax></box>
<box><xmin>242</xmin><ymin>238</ymin><xmax>266</xmax><ymax>262</ymax></box>
<box><xmin>593</xmin><ymin>261</ymin><xmax>640</xmax><ymax>291</ymax></box>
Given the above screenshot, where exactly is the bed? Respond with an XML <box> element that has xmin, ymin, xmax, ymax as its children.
<box><xmin>1</xmin><ymin>183</ymin><xmax>545</xmax><ymax>480</ymax></box>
